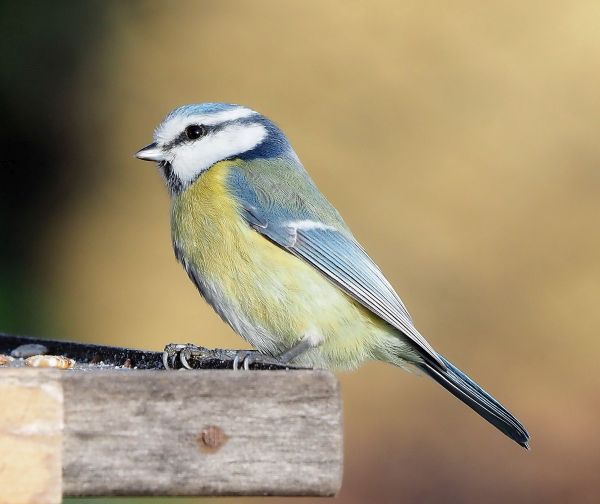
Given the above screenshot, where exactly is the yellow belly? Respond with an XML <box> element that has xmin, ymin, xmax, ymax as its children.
<box><xmin>171</xmin><ymin>161</ymin><xmax>405</xmax><ymax>369</ymax></box>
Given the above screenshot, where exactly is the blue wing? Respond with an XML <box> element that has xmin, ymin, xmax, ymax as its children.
<box><xmin>228</xmin><ymin>164</ymin><xmax>445</xmax><ymax>369</ymax></box>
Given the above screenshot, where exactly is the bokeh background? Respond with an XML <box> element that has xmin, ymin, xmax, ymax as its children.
<box><xmin>2</xmin><ymin>1</ymin><xmax>599</xmax><ymax>503</ymax></box>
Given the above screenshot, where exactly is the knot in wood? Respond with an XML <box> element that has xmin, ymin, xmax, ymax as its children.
<box><xmin>198</xmin><ymin>425</ymin><xmax>228</xmax><ymax>453</ymax></box>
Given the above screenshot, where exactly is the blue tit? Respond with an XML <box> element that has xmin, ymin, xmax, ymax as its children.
<box><xmin>136</xmin><ymin>103</ymin><xmax>530</xmax><ymax>448</ymax></box>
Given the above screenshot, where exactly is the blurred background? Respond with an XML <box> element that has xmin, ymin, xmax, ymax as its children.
<box><xmin>1</xmin><ymin>1</ymin><xmax>599</xmax><ymax>502</ymax></box>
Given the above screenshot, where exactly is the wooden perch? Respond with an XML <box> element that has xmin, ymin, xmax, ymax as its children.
<box><xmin>0</xmin><ymin>370</ymin><xmax>63</xmax><ymax>504</ymax></box>
<box><xmin>0</xmin><ymin>367</ymin><xmax>343</xmax><ymax>502</ymax></box>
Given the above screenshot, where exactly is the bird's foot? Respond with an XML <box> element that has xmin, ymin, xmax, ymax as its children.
<box><xmin>232</xmin><ymin>350</ymin><xmax>303</xmax><ymax>370</ymax></box>
<box><xmin>232</xmin><ymin>350</ymin><xmax>256</xmax><ymax>370</ymax></box>
<box><xmin>162</xmin><ymin>343</ymin><xmax>306</xmax><ymax>370</ymax></box>
<box><xmin>162</xmin><ymin>343</ymin><xmax>208</xmax><ymax>370</ymax></box>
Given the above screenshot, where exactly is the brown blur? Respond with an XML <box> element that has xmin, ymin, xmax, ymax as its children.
<box><xmin>18</xmin><ymin>1</ymin><xmax>600</xmax><ymax>502</ymax></box>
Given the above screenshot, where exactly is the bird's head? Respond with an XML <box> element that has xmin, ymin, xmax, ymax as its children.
<box><xmin>136</xmin><ymin>103</ymin><xmax>294</xmax><ymax>193</ymax></box>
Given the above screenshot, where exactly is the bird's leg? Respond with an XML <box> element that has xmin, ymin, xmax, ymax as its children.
<box><xmin>275</xmin><ymin>339</ymin><xmax>313</xmax><ymax>364</ymax></box>
<box><xmin>229</xmin><ymin>350</ymin><xmax>295</xmax><ymax>370</ymax></box>
<box><xmin>233</xmin><ymin>340</ymin><xmax>313</xmax><ymax>370</ymax></box>
<box><xmin>234</xmin><ymin>339</ymin><xmax>314</xmax><ymax>370</ymax></box>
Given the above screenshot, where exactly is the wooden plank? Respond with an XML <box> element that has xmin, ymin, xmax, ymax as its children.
<box><xmin>0</xmin><ymin>369</ymin><xmax>63</xmax><ymax>504</ymax></box>
<box><xmin>62</xmin><ymin>370</ymin><xmax>342</xmax><ymax>496</ymax></box>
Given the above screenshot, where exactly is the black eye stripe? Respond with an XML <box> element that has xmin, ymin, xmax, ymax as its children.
<box><xmin>166</xmin><ymin>118</ymin><xmax>251</xmax><ymax>150</ymax></box>
<box><xmin>164</xmin><ymin>125</ymin><xmax>210</xmax><ymax>149</ymax></box>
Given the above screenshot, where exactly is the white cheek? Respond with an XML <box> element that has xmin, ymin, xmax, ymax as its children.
<box><xmin>171</xmin><ymin>123</ymin><xmax>268</xmax><ymax>185</ymax></box>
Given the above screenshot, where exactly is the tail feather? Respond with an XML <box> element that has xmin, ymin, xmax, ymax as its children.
<box><xmin>419</xmin><ymin>355</ymin><xmax>530</xmax><ymax>449</ymax></box>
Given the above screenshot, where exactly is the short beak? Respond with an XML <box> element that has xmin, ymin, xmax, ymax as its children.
<box><xmin>135</xmin><ymin>142</ymin><xmax>164</xmax><ymax>162</ymax></box>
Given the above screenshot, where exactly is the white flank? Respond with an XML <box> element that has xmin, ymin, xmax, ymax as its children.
<box><xmin>171</xmin><ymin>122</ymin><xmax>267</xmax><ymax>184</ymax></box>
<box><xmin>155</xmin><ymin>107</ymin><xmax>257</xmax><ymax>144</ymax></box>
<box><xmin>303</xmin><ymin>326</ymin><xmax>326</xmax><ymax>347</ymax></box>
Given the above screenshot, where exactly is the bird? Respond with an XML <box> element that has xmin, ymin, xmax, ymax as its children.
<box><xmin>136</xmin><ymin>102</ymin><xmax>530</xmax><ymax>448</ymax></box>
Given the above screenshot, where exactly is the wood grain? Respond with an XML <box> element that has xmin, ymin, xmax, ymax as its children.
<box><xmin>0</xmin><ymin>369</ymin><xmax>63</xmax><ymax>504</ymax></box>
<box><xmin>62</xmin><ymin>369</ymin><xmax>342</xmax><ymax>496</ymax></box>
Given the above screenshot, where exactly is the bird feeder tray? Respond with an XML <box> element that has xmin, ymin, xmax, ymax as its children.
<box><xmin>0</xmin><ymin>333</ymin><xmax>343</xmax><ymax>502</ymax></box>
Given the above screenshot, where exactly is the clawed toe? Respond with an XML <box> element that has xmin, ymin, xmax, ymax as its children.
<box><xmin>179</xmin><ymin>348</ymin><xmax>194</xmax><ymax>369</ymax></box>
<box><xmin>162</xmin><ymin>343</ymin><xmax>200</xmax><ymax>370</ymax></box>
<box><xmin>232</xmin><ymin>350</ymin><xmax>255</xmax><ymax>370</ymax></box>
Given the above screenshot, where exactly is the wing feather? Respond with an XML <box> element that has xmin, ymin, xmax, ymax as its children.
<box><xmin>228</xmin><ymin>164</ymin><xmax>445</xmax><ymax>369</ymax></box>
<box><xmin>292</xmin><ymin>227</ymin><xmax>444</xmax><ymax>368</ymax></box>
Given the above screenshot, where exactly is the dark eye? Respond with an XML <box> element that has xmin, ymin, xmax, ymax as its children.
<box><xmin>185</xmin><ymin>124</ymin><xmax>206</xmax><ymax>140</ymax></box>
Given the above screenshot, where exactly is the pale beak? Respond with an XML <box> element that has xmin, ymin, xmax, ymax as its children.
<box><xmin>135</xmin><ymin>142</ymin><xmax>164</xmax><ymax>162</ymax></box>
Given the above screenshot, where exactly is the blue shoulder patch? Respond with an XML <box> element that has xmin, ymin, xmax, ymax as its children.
<box><xmin>227</xmin><ymin>167</ymin><xmax>297</xmax><ymax>246</ymax></box>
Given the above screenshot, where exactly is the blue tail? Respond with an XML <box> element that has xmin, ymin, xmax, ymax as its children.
<box><xmin>419</xmin><ymin>355</ymin><xmax>530</xmax><ymax>448</ymax></box>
